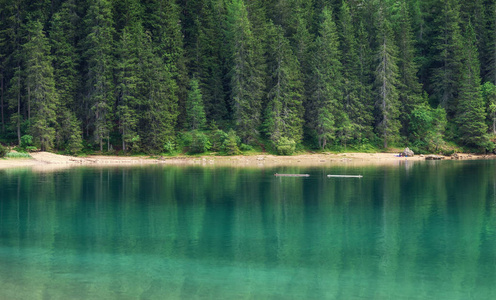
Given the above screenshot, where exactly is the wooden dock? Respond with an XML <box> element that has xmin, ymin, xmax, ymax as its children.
<box><xmin>274</xmin><ymin>173</ymin><xmax>310</xmax><ymax>177</ymax></box>
<box><xmin>327</xmin><ymin>175</ymin><xmax>363</xmax><ymax>178</ymax></box>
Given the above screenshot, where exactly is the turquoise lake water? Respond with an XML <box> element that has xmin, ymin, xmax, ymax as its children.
<box><xmin>1</xmin><ymin>160</ymin><xmax>495</xmax><ymax>299</ymax></box>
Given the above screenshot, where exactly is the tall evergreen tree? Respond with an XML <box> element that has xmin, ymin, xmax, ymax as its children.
<box><xmin>193</xmin><ymin>0</ymin><xmax>228</xmax><ymax>123</ymax></box>
<box><xmin>23</xmin><ymin>20</ymin><xmax>59</xmax><ymax>151</ymax></box>
<box><xmin>338</xmin><ymin>0</ymin><xmax>373</xmax><ymax>142</ymax></box>
<box><xmin>83</xmin><ymin>0</ymin><xmax>115</xmax><ymax>151</ymax></box>
<box><xmin>374</xmin><ymin>3</ymin><xmax>401</xmax><ymax>148</ymax></box>
<box><xmin>5</xmin><ymin>0</ymin><xmax>25</xmax><ymax>145</ymax></box>
<box><xmin>116</xmin><ymin>26</ymin><xmax>141</xmax><ymax>152</ymax></box>
<box><xmin>306</xmin><ymin>6</ymin><xmax>343</xmax><ymax>149</ymax></box>
<box><xmin>392</xmin><ymin>0</ymin><xmax>423</xmax><ymax>136</ymax></box>
<box><xmin>481</xmin><ymin>81</ymin><xmax>496</xmax><ymax>134</ymax></box>
<box><xmin>139</xmin><ymin>31</ymin><xmax>178</xmax><ymax>152</ymax></box>
<box><xmin>291</xmin><ymin>14</ymin><xmax>313</xmax><ymax>112</ymax></box>
<box><xmin>485</xmin><ymin>1</ymin><xmax>496</xmax><ymax>84</ymax></box>
<box><xmin>143</xmin><ymin>0</ymin><xmax>186</xmax><ymax>129</ymax></box>
<box><xmin>50</xmin><ymin>0</ymin><xmax>83</xmax><ymax>152</ymax></box>
<box><xmin>0</xmin><ymin>1</ymin><xmax>7</xmax><ymax>132</ymax></box>
<box><xmin>186</xmin><ymin>78</ymin><xmax>207</xmax><ymax>130</ymax></box>
<box><xmin>264</xmin><ymin>22</ymin><xmax>304</xmax><ymax>145</ymax></box>
<box><xmin>430</xmin><ymin>0</ymin><xmax>463</xmax><ymax>114</ymax></box>
<box><xmin>455</xmin><ymin>22</ymin><xmax>489</xmax><ymax>148</ymax></box>
<box><xmin>225</xmin><ymin>0</ymin><xmax>265</xmax><ymax>143</ymax></box>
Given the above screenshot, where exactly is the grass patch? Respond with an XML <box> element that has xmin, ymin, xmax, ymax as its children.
<box><xmin>6</xmin><ymin>152</ymin><xmax>32</xmax><ymax>158</ymax></box>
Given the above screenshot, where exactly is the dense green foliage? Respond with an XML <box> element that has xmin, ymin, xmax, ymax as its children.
<box><xmin>1</xmin><ymin>0</ymin><xmax>496</xmax><ymax>154</ymax></box>
<box><xmin>0</xmin><ymin>143</ymin><xmax>7</xmax><ymax>157</ymax></box>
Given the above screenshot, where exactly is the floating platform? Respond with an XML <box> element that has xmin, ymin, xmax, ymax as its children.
<box><xmin>274</xmin><ymin>173</ymin><xmax>310</xmax><ymax>177</ymax></box>
<box><xmin>327</xmin><ymin>175</ymin><xmax>363</xmax><ymax>178</ymax></box>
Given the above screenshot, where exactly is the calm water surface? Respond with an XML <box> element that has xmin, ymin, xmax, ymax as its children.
<box><xmin>1</xmin><ymin>160</ymin><xmax>495</xmax><ymax>299</ymax></box>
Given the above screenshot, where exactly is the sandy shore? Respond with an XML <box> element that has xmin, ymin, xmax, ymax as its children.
<box><xmin>1</xmin><ymin>151</ymin><xmax>494</xmax><ymax>171</ymax></box>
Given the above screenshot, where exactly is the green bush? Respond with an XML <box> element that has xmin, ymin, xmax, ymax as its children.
<box><xmin>163</xmin><ymin>140</ymin><xmax>176</xmax><ymax>154</ymax></box>
<box><xmin>20</xmin><ymin>135</ymin><xmax>33</xmax><ymax>148</ymax></box>
<box><xmin>6</xmin><ymin>152</ymin><xmax>31</xmax><ymax>158</ymax></box>
<box><xmin>190</xmin><ymin>130</ymin><xmax>211</xmax><ymax>154</ymax></box>
<box><xmin>176</xmin><ymin>131</ymin><xmax>193</xmax><ymax>151</ymax></box>
<box><xmin>239</xmin><ymin>143</ymin><xmax>253</xmax><ymax>151</ymax></box>
<box><xmin>275</xmin><ymin>137</ymin><xmax>296</xmax><ymax>155</ymax></box>
<box><xmin>0</xmin><ymin>144</ymin><xmax>8</xmax><ymax>157</ymax></box>
<box><xmin>222</xmin><ymin>129</ymin><xmax>240</xmax><ymax>155</ymax></box>
<box><xmin>209</xmin><ymin>129</ymin><xmax>228</xmax><ymax>151</ymax></box>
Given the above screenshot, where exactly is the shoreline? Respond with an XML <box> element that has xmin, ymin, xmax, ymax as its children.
<box><xmin>1</xmin><ymin>151</ymin><xmax>495</xmax><ymax>171</ymax></box>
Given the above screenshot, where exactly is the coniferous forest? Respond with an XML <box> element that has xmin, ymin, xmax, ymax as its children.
<box><xmin>1</xmin><ymin>0</ymin><xmax>496</xmax><ymax>155</ymax></box>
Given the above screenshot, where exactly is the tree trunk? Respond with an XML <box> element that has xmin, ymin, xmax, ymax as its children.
<box><xmin>1</xmin><ymin>76</ymin><xmax>4</xmax><ymax>132</ymax></box>
<box><xmin>122</xmin><ymin>127</ymin><xmax>126</xmax><ymax>153</ymax></box>
<box><xmin>17</xmin><ymin>69</ymin><xmax>21</xmax><ymax>146</ymax></box>
<box><xmin>27</xmin><ymin>85</ymin><xmax>31</xmax><ymax>120</ymax></box>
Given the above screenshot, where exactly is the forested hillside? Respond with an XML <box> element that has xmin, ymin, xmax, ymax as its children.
<box><xmin>1</xmin><ymin>0</ymin><xmax>496</xmax><ymax>155</ymax></box>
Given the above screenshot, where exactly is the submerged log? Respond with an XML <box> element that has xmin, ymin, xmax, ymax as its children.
<box><xmin>274</xmin><ymin>173</ymin><xmax>310</xmax><ymax>177</ymax></box>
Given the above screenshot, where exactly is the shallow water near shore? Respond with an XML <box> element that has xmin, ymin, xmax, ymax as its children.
<box><xmin>1</xmin><ymin>161</ymin><xmax>495</xmax><ymax>299</ymax></box>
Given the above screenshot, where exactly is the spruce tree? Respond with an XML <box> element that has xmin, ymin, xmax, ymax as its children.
<box><xmin>23</xmin><ymin>20</ymin><xmax>59</xmax><ymax>151</ymax></box>
<box><xmin>5</xmin><ymin>0</ymin><xmax>25</xmax><ymax>145</ymax></box>
<box><xmin>430</xmin><ymin>0</ymin><xmax>463</xmax><ymax>114</ymax></box>
<box><xmin>139</xmin><ymin>31</ymin><xmax>178</xmax><ymax>153</ymax></box>
<box><xmin>485</xmin><ymin>1</ymin><xmax>496</xmax><ymax>84</ymax></box>
<box><xmin>455</xmin><ymin>22</ymin><xmax>488</xmax><ymax>148</ymax></box>
<box><xmin>481</xmin><ymin>81</ymin><xmax>496</xmax><ymax>134</ymax></box>
<box><xmin>194</xmin><ymin>0</ymin><xmax>228</xmax><ymax>123</ymax></box>
<box><xmin>83</xmin><ymin>0</ymin><xmax>115</xmax><ymax>151</ymax></box>
<box><xmin>264</xmin><ymin>22</ymin><xmax>304</xmax><ymax>145</ymax></box>
<box><xmin>338</xmin><ymin>0</ymin><xmax>373</xmax><ymax>142</ymax></box>
<box><xmin>186</xmin><ymin>78</ymin><xmax>207</xmax><ymax>130</ymax></box>
<box><xmin>374</xmin><ymin>3</ymin><xmax>401</xmax><ymax>149</ymax></box>
<box><xmin>50</xmin><ymin>0</ymin><xmax>83</xmax><ymax>152</ymax></box>
<box><xmin>225</xmin><ymin>0</ymin><xmax>265</xmax><ymax>143</ymax></box>
<box><xmin>306</xmin><ymin>6</ymin><xmax>343</xmax><ymax>149</ymax></box>
<box><xmin>143</xmin><ymin>0</ymin><xmax>186</xmax><ymax>129</ymax></box>
<box><xmin>392</xmin><ymin>0</ymin><xmax>423</xmax><ymax>136</ymax></box>
<box><xmin>116</xmin><ymin>26</ymin><xmax>141</xmax><ymax>153</ymax></box>
<box><xmin>291</xmin><ymin>15</ymin><xmax>313</xmax><ymax>120</ymax></box>
<box><xmin>0</xmin><ymin>0</ymin><xmax>6</xmax><ymax>132</ymax></box>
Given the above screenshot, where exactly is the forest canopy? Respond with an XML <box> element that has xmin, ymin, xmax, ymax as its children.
<box><xmin>1</xmin><ymin>0</ymin><xmax>496</xmax><ymax>155</ymax></box>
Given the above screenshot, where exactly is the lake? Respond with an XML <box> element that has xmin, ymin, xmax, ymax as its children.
<box><xmin>1</xmin><ymin>160</ymin><xmax>495</xmax><ymax>299</ymax></box>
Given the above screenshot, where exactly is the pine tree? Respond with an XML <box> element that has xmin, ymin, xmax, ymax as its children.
<box><xmin>143</xmin><ymin>0</ymin><xmax>186</xmax><ymax>129</ymax></box>
<box><xmin>116</xmin><ymin>26</ymin><xmax>141</xmax><ymax>153</ymax></box>
<box><xmin>455</xmin><ymin>22</ymin><xmax>488</xmax><ymax>148</ymax></box>
<box><xmin>430</xmin><ymin>0</ymin><xmax>463</xmax><ymax>114</ymax></box>
<box><xmin>139</xmin><ymin>31</ymin><xmax>178</xmax><ymax>152</ymax></box>
<box><xmin>481</xmin><ymin>81</ymin><xmax>496</xmax><ymax>134</ymax></box>
<box><xmin>23</xmin><ymin>20</ymin><xmax>59</xmax><ymax>151</ymax></box>
<box><xmin>306</xmin><ymin>6</ymin><xmax>343</xmax><ymax>149</ymax></box>
<box><xmin>392</xmin><ymin>0</ymin><xmax>423</xmax><ymax>136</ymax></box>
<box><xmin>374</xmin><ymin>3</ymin><xmax>401</xmax><ymax>149</ymax></box>
<box><xmin>356</xmin><ymin>20</ymin><xmax>375</xmax><ymax>140</ymax></box>
<box><xmin>186</xmin><ymin>78</ymin><xmax>207</xmax><ymax>130</ymax></box>
<box><xmin>4</xmin><ymin>0</ymin><xmax>25</xmax><ymax>145</ymax></box>
<box><xmin>193</xmin><ymin>0</ymin><xmax>228</xmax><ymax>123</ymax></box>
<box><xmin>264</xmin><ymin>22</ymin><xmax>304</xmax><ymax>145</ymax></box>
<box><xmin>0</xmin><ymin>4</ymin><xmax>7</xmax><ymax>133</ymax></box>
<box><xmin>338</xmin><ymin>0</ymin><xmax>373</xmax><ymax>142</ymax></box>
<box><xmin>485</xmin><ymin>1</ymin><xmax>496</xmax><ymax>84</ymax></box>
<box><xmin>225</xmin><ymin>0</ymin><xmax>265</xmax><ymax>143</ymax></box>
<box><xmin>83</xmin><ymin>0</ymin><xmax>115</xmax><ymax>151</ymax></box>
<box><xmin>50</xmin><ymin>0</ymin><xmax>83</xmax><ymax>152</ymax></box>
